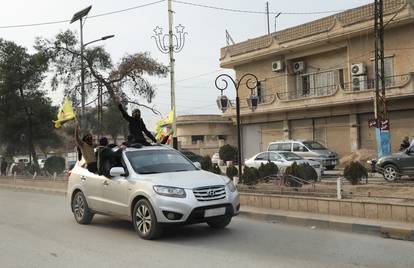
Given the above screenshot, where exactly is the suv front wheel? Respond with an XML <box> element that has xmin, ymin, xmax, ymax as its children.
<box><xmin>383</xmin><ymin>164</ymin><xmax>400</xmax><ymax>181</ymax></box>
<box><xmin>132</xmin><ymin>199</ymin><xmax>162</xmax><ymax>240</ymax></box>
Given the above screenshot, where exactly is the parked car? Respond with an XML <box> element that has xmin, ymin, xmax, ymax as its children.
<box><xmin>179</xmin><ymin>150</ymin><xmax>204</xmax><ymax>163</ymax></box>
<box><xmin>375</xmin><ymin>145</ymin><xmax>414</xmax><ymax>181</ymax></box>
<box><xmin>244</xmin><ymin>151</ymin><xmax>322</xmax><ymax>179</ymax></box>
<box><xmin>211</xmin><ymin>152</ymin><xmax>220</xmax><ymax>164</ymax></box>
<box><xmin>68</xmin><ymin>145</ymin><xmax>240</xmax><ymax>240</ymax></box>
<box><xmin>267</xmin><ymin>140</ymin><xmax>338</xmax><ymax>170</ymax></box>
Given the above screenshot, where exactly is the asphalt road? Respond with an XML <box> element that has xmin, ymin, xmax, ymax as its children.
<box><xmin>1</xmin><ymin>188</ymin><xmax>413</xmax><ymax>268</ymax></box>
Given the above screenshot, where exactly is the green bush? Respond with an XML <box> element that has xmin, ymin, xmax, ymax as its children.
<box><xmin>210</xmin><ymin>163</ymin><xmax>222</xmax><ymax>175</ymax></box>
<box><xmin>242</xmin><ymin>166</ymin><xmax>259</xmax><ymax>185</ymax></box>
<box><xmin>258</xmin><ymin>161</ymin><xmax>279</xmax><ymax>179</ymax></box>
<box><xmin>200</xmin><ymin>155</ymin><xmax>213</xmax><ymax>171</ymax></box>
<box><xmin>343</xmin><ymin>161</ymin><xmax>368</xmax><ymax>185</ymax></box>
<box><xmin>219</xmin><ymin>144</ymin><xmax>238</xmax><ymax>162</ymax></box>
<box><xmin>44</xmin><ymin>156</ymin><xmax>66</xmax><ymax>174</ymax></box>
<box><xmin>226</xmin><ymin>165</ymin><xmax>238</xmax><ymax>180</ymax></box>
<box><xmin>284</xmin><ymin>162</ymin><xmax>317</xmax><ymax>187</ymax></box>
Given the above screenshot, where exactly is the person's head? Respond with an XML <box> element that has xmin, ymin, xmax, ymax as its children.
<box><xmin>132</xmin><ymin>108</ymin><xmax>141</xmax><ymax>119</ymax></box>
<box><xmin>99</xmin><ymin>137</ymin><xmax>109</xmax><ymax>147</ymax></box>
<box><xmin>82</xmin><ymin>133</ymin><xmax>93</xmax><ymax>145</ymax></box>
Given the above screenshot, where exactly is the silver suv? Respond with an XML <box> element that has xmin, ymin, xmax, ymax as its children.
<box><xmin>267</xmin><ymin>140</ymin><xmax>338</xmax><ymax>170</ymax></box>
<box><xmin>375</xmin><ymin>145</ymin><xmax>414</xmax><ymax>181</ymax></box>
<box><xmin>68</xmin><ymin>145</ymin><xmax>240</xmax><ymax>240</ymax></box>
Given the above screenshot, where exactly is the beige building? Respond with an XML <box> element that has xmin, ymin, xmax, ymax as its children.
<box><xmin>176</xmin><ymin>115</ymin><xmax>236</xmax><ymax>156</ymax></box>
<box><xmin>220</xmin><ymin>0</ymin><xmax>414</xmax><ymax>160</ymax></box>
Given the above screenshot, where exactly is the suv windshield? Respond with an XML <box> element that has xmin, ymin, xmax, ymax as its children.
<box><xmin>302</xmin><ymin>141</ymin><xmax>326</xmax><ymax>150</ymax></box>
<box><xmin>278</xmin><ymin>152</ymin><xmax>302</xmax><ymax>161</ymax></box>
<box><xmin>126</xmin><ymin>149</ymin><xmax>197</xmax><ymax>174</ymax></box>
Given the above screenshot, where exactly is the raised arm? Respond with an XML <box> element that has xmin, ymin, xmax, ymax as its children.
<box><xmin>114</xmin><ymin>96</ymin><xmax>132</xmax><ymax>122</ymax></box>
<box><xmin>142</xmin><ymin>120</ymin><xmax>157</xmax><ymax>143</ymax></box>
<box><xmin>75</xmin><ymin>123</ymin><xmax>83</xmax><ymax>146</ymax></box>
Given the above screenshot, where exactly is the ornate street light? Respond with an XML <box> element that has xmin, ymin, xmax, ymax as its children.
<box><xmin>215</xmin><ymin>73</ymin><xmax>259</xmax><ymax>180</ymax></box>
<box><xmin>152</xmin><ymin>17</ymin><xmax>187</xmax><ymax>149</ymax></box>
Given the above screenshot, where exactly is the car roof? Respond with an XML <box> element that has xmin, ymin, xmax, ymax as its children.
<box><xmin>124</xmin><ymin>145</ymin><xmax>173</xmax><ymax>153</ymax></box>
<box><xmin>268</xmin><ymin>140</ymin><xmax>313</xmax><ymax>144</ymax></box>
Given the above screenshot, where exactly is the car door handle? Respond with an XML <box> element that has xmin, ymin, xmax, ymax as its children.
<box><xmin>103</xmin><ymin>181</ymin><xmax>109</xmax><ymax>186</ymax></box>
<box><xmin>81</xmin><ymin>176</ymin><xmax>86</xmax><ymax>181</ymax></box>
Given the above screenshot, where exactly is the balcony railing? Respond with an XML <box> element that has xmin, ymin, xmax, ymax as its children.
<box><xmin>229</xmin><ymin>94</ymin><xmax>276</xmax><ymax>108</ymax></box>
<box><xmin>341</xmin><ymin>74</ymin><xmax>411</xmax><ymax>93</ymax></box>
<box><xmin>276</xmin><ymin>84</ymin><xmax>339</xmax><ymax>101</ymax></box>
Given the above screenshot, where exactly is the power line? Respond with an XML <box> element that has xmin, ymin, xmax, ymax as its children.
<box><xmin>0</xmin><ymin>0</ymin><xmax>165</xmax><ymax>29</ymax></box>
<box><xmin>173</xmin><ymin>0</ymin><xmax>344</xmax><ymax>15</ymax></box>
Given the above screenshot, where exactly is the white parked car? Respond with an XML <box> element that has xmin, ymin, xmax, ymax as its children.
<box><xmin>244</xmin><ymin>151</ymin><xmax>322</xmax><ymax>179</ymax></box>
<box><xmin>67</xmin><ymin>145</ymin><xmax>240</xmax><ymax>240</ymax></box>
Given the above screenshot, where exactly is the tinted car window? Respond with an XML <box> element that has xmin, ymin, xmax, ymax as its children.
<box><xmin>278</xmin><ymin>152</ymin><xmax>303</xmax><ymax>161</ymax></box>
<box><xmin>255</xmin><ymin>153</ymin><xmax>268</xmax><ymax>161</ymax></box>
<box><xmin>126</xmin><ymin>150</ymin><xmax>197</xmax><ymax>174</ymax></box>
<box><xmin>302</xmin><ymin>141</ymin><xmax>326</xmax><ymax>150</ymax></box>
<box><xmin>269</xmin><ymin>152</ymin><xmax>281</xmax><ymax>161</ymax></box>
<box><xmin>268</xmin><ymin>144</ymin><xmax>278</xmax><ymax>151</ymax></box>
<box><xmin>279</xmin><ymin>143</ymin><xmax>292</xmax><ymax>151</ymax></box>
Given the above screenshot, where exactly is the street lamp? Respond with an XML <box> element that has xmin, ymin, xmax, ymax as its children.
<box><xmin>84</xmin><ymin>35</ymin><xmax>115</xmax><ymax>47</ymax></box>
<box><xmin>152</xmin><ymin>0</ymin><xmax>188</xmax><ymax>149</ymax></box>
<box><xmin>215</xmin><ymin>73</ymin><xmax>259</xmax><ymax>180</ymax></box>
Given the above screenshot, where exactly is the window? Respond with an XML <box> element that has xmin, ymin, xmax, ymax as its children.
<box><xmin>268</xmin><ymin>143</ymin><xmax>291</xmax><ymax>151</ymax></box>
<box><xmin>191</xmin><ymin>135</ymin><xmax>204</xmax><ymax>144</ymax></box>
<box><xmin>269</xmin><ymin>152</ymin><xmax>282</xmax><ymax>161</ymax></box>
<box><xmin>296</xmin><ymin>70</ymin><xmax>339</xmax><ymax>96</ymax></box>
<box><xmin>371</xmin><ymin>56</ymin><xmax>394</xmax><ymax>87</ymax></box>
<box><xmin>268</xmin><ymin>144</ymin><xmax>278</xmax><ymax>151</ymax></box>
<box><xmin>293</xmin><ymin>143</ymin><xmax>308</xmax><ymax>152</ymax></box>
<box><xmin>253</xmin><ymin>80</ymin><xmax>266</xmax><ymax>103</ymax></box>
<box><xmin>218</xmin><ymin>135</ymin><xmax>227</xmax><ymax>141</ymax></box>
<box><xmin>255</xmin><ymin>153</ymin><xmax>268</xmax><ymax>161</ymax></box>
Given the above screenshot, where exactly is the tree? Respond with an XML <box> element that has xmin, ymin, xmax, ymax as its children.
<box><xmin>0</xmin><ymin>39</ymin><xmax>62</xmax><ymax>171</ymax></box>
<box><xmin>35</xmin><ymin>30</ymin><xmax>168</xmax><ymax>115</ymax></box>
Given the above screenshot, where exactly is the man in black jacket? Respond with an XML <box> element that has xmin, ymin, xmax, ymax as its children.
<box><xmin>114</xmin><ymin>96</ymin><xmax>157</xmax><ymax>146</ymax></box>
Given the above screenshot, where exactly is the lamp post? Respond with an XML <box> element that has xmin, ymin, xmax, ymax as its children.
<box><xmin>215</xmin><ymin>73</ymin><xmax>259</xmax><ymax>180</ymax></box>
<box><xmin>152</xmin><ymin>0</ymin><xmax>187</xmax><ymax>149</ymax></box>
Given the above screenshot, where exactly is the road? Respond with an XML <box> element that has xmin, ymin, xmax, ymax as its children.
<box><xmin>0</xmin><ymin>188</ymin><xmax>413</xmax><ymax>268</ymax></box>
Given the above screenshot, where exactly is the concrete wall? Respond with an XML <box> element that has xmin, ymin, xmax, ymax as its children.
<box><xmin>240</xmin><ymin>193</ymin><xmax>414</xmax><ymax>223</ymax></box>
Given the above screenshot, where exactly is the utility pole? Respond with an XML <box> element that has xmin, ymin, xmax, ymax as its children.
<box><xmin>168</xmin><ymin>0</ymin><xmax>178</xmax><ymax>149</ymax></box>
<box><xmin>266</xmin><ymin>2</ymin><xmax>270</xmax><ymax>34</ymax></box>
<box><xmin>373</xmin><ymin>0</ymin><xmax>391</xmax><ymax>157</ymax></box>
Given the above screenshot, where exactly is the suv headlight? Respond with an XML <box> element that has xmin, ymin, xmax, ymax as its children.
<box><xmin>227</xmin><ymin>181</ymin><xmax>236</xmax><ymax>192</ymax></box>
<box><xmin>153</xmin><ymin>186</ymin><xmax>186</xmax><ymax>198</ymax></box>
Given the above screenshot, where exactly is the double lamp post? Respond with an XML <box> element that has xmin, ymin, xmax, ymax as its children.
<box><xmin>215</xmin><ymin>73</ymin><xmax>259</xmax><ymax>180</ymax></box>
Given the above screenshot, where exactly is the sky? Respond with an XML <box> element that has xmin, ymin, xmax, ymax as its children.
<box><xmin>0</xmin><ymin>0</ymin><xmax>372</xmax><ymax>129</ymax></box>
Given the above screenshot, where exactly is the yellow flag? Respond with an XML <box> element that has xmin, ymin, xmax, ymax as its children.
<box><xmin>155</xmin><ymin>108</ymin><xmax>175</xmax><ymax>143</ymax></box>
<box><xmin>53</xmin><ymin>97</ymin><xmax>76</xmax><ymax>128</ymax></box>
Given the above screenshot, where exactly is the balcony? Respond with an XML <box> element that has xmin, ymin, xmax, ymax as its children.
<box><xmin>276</xmin><ymin>84</ymin><xmax>339</xmax><ymax>101</ymax></box>
<box><xmin>341</xmin><ymin>73</ymin><xmax>411</xmax><ymax>93</ymax></box>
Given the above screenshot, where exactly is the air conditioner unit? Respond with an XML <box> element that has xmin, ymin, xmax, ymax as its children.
<box><xmin>352</xmin><ymin>75</ymin><xmax>368</xmax><ymax>91</ymax></box>
<box><xmin>271</xmin><ymin>60</ymin><xmax>284</xmax><ymax>72</ymax></box>
<box><xmin>351</xmin><ymin>63</ymin><xmax>367</xmax><ymax>76</ymax></box>
<box><xmin>293</xmin><ymin>61</ymin><xmax>305</xmax><ymax>73</ymax></box>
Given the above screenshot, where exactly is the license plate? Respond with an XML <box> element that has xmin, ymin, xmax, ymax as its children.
<box><xmin>204</xmin><ymin>207</ymin><xmax>226</xmax><ymax>218</ymax></box>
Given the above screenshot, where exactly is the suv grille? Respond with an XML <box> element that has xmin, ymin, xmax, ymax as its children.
<box><xmin>193</xmin><ymin>185</ymin><xmax>226</xmax><ymax>201</ymax></box>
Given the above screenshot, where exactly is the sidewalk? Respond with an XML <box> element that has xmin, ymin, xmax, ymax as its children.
<box><xmin>240</xmin><ymin>206</ymin><xmax>414</xmax><ymax>241</ymax></box>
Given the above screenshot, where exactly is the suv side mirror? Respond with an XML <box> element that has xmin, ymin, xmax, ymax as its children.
<box><xmin>110</xmin><ymin>167</ymin><xmax>126</xmax><ymax>177</ymax></box>
<box><xmin>193</xmin><ymin>162</ymin><xmax>202</xmax><ymax>169</ymax></box>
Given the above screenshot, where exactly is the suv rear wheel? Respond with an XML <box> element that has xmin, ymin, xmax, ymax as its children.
<box><xmin>72</xmin><ymin>191</ymin><xmax>94</xmax><ymax>224</ymax></box>
<box><xmin>383</xmin><ymin>164</ymin><xmax>400</xmax><ymax>181</ymax></box>
<box><xmin>132</xmin><ymin>199</ymin><xmax>162</xmax><ymax>240</ymax></box>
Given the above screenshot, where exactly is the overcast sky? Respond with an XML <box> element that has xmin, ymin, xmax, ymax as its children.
<box><xmin>0</xmin><ymin>0</ymin><xmax>372</xmax><ymax>129</ymax></box>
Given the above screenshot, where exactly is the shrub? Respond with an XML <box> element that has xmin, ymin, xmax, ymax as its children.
<box><xmin>210</xmin><ymin>164</ymin><xmax>222</xmax><ymax>175</ymax></box>
<box><xmin>226</xmin><ymin>165</ymin><xmax>238</xmax><ymax>180</ymax></box>
<box><xmin>242</xmin><ymin>166</ymin><xmax>259</xmax><ymax>185</ymax></box>
<box><xmin>283</xmin><ymin>162</ymin><xmax>317</xmax><ymax>187</ymax></box>
<box><xmin>258</xmin><ymin>161</ymin><xmax>279</xmax><ymax>179</ymax></box>
<box><xmin>44</xmin><ymin>156</ymin><xmax>66</xmax><ymax>174</ymax></box>
<box><xmin>200</xmin><ymin>155</ymin><xmax>213</xmax><ymax>171</ymax></box>
<box><xmin>219</xmin><ymin>144</ymin><xmax>238</xmax><ymax>162</ymax></box>
<box><xmin>343</xmin><ymin>161</ymin><xmax>368</xmax><ymax>185</ymax></box>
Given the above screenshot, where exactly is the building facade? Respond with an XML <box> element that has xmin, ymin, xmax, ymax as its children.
<box><xmin>220</xmin><ymin>0</ymin><xmax>414</xmax><ymax>160</ymax></box>
<box><xmin>176</xmin><ymin>115</ymin><xmax>236</xmax><ymax>156</ymax></box>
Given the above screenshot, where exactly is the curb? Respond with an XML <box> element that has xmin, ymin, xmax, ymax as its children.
<box><xmin>240</xmin><ymin>209</ymin><xmax>414</xmax><ymax>242</ymax></box>
<box><xmin>0</xmin><ymin>184</ymin><xmax>67</xmax><ymax>196</ymax></box>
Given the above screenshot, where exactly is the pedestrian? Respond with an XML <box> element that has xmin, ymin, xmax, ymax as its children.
<box><xmin>399</xmin><ymin>136</ymin><xmax>410</xmax><ymax>151</ymax></box>
<box><xmin>1</xmin><ymin>158</ymin><xmax>7</xmax><ymax>176</ymax></box>
<box><xmin>75</xmin><ymin>123</ymin><xmax>97</xmax><ymax>173</ymax></box>
<box><xmin>114</xmin><ymin>96</ymin><xmax>157</xmax><ymax>146</ymax></box>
